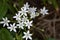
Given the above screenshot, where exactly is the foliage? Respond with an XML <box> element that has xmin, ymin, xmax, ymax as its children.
<box><xmin>42</xmin><ymin>0</ymin><xmax>59</xmax><ymax>10</ymax></box>
<box><xmin>0</xmin><ymin>0</ymin><xmax>24</xmax><ymax>40</ymax></box>
<box><xmin>0</xmin><ymin>28</ymin><xmax>13</xmax><ymax>40</ymax></box>
<box><xmin>0</xmin><ymin>0</ymin><xmax>58</xmax><ymax>40</ymax></box>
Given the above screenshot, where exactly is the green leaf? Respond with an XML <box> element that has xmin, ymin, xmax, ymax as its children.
<box><xmin>0</xmin><ymin>28</ymin><xmax>13</xmax><ymax>40</ymax></box>
<box><xmin>17</xmin><ymin>33</ymin><xmax>23</xmax><ymax>40</ymax></box>
<box><xmin>0</xmin><ymin>0</ymin><xmax>8</xmax><ymax>19</ymax></box>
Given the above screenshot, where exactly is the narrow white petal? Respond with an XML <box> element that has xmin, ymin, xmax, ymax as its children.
<box><xmin>0</xmin><ymin>21</ymin><xmax>4</xmax><ymax>24</ymax></box>
<box><xmin>28</xmin><ymin>26</ymin><xmax>30</xmax><ymax>29</ymax></box>
<box><xmin>13</xmin><ymin>23</ymin><xmax>15</xmax><ymax>26</ymax></box>
<box><xmin>14</xmin><ymin>26</ymin><xmax>17</xmax><ymax>28</ymax></box>
<box><xmin>30</xmin><ymin>21</ymin><xmax>33</xmax><ymax>23</ymax></box>
<box><xmin>7</xmin><ymin>23</ymin><xmax>9</xmax><ymax>26</ymax></box>
<box><xmin>7</xmin><ymin>27</ymin><xmax>11</xmax><ymax>29</ymax></box>
<box><xmin>43</xmin><ymin>7</ymin><xmax>45</xmax><ymax>10</ymax></box>
<box><xmin>26</xmin><ymin>37</ymin><xmax>28</xmax><ymax>40</ymax></box>
<box><xmin>2</xmin><ymin>18</ymin><xmax>5</xmax><ymax>20</ymax></box>
<box><xmin>10</xmin><ymin>29</ymin><xmax>12</xmax><ymax>31</ymax></box>
<box><xmin>13</xmin><ymin>16</ymin><xmax>16</xmax><ymax>18</ymax></box>
<box><xmin>10</xmin><ymin>24</ymin><xmax>12</xmax><ymax>27</ymax></box>
<box><xmin>3</xmin><ymin>24</ymin><xmax>5</xmax><ymax>27</ymax></box>
<box><xmin>27</xmin><ymin>30</ymin><xmax>30</xmax><ymax>34</ymax></box>
<box><xmin>22</xmin><ymin>36</ymin><xmax>26</xmax><ymax>38</ymax></box>
<box><xmin>8</xmin><ymin>20</ymin><xmax>10</xmax><ymax>22</ymax></box>
<box><xmin>29</xmin><ymin>36</ymin><xmax>32</xmax><ymax>40</ymax></box>
<box><xmin>29</xmin><ymin>34</ymin><xmax>32</xmax><ymax>36</ymax></box>
<box><xmin>14</xmin><ymin>29</ymin><xmax>16</xmax><ymax>32</ymax></box>
<box><xmin>24</xmin><ymin>32</ymin><xmax>26</xmax><ymax>34</ymax></box>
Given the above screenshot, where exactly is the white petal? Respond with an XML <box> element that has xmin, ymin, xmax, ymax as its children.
<box><xmin>0</xmin><ymin>21</ymin><xmax>4</xmax><ymax>24</ymax></box>
<box><xmin>27</xmin><ymin>30</ymin><xmax>30</xmax><ymax>34</ymax></box>
<box><xmin>14</xmin><ymin>26</ymin><xmax>17</xmax><ymax>28</ymax></box>
<box><xmin>45</xmin><ymin>10</ymin><xmax>48</xmax><ymax>11</ymax></box>
<box><xmin>13</xmin><ymin>16</ymin><xmax>16</xmax><ymax>18</ymax></box>
<box><xmin>29</xmin><ymin>34</ymin><xmax>32</xmax><ymax>36</ymax></box>
<box><xmin>13</xmin><ymin>29</ymin><xmax>16</xmax><ymax>32</ymax></box>
<box><xmin>43</xmin><ymin>7</ymin><xmax>45</xmax><ymax>10</ymax></box>
<box><xmin>3</xmin><ymin>24</ymin><xmax>5</xmax><ymax>27</ymax></box>
<box><xmin>8</xmin><ymin>20</ymin><xmax>10</xmax><ymax>22</ymax></box>
<box><xmin>2</xmin><ymin>18</ymin><xmax>5</xmax><ymax>20</ymax></box>
<box><xmin>25</xmin><ymin>13</ymin><xmax>27</xmax><ymax>16</ymax></box>
<box><xmin>10</xmin><ymin>29</ymin><xmax>12</xmax><ymax>31</ymax></box>
<box><xmin>30</xmin><ymin>21</ymin><xmax>33</xmax><ymax>23</ymax></box>
<box><xmin>6</xmin><ymin>23</ymin><xmax>9</xmax><ymax>26</ymax></box>
<box><xmin>29</xmin><ymin>36</ymin><xmax>32</xmax><ymax>40</ymax></box>
<box><xmin>24</xmin><ymin>32</ymin><xmax>26</xmax><ymax>34</ymax></box>
<box><xmin>22</xmin><ymin>36</ymin><xmax>26</xmax><ymax>38</ymax></box>
<box><xmin>7</xmin><ymin>27</ymin><xmax>11</xmax><ymax>29</ymax></box>
<box><xmin>28</xmin><ymin>26</ymin><xmax>30</xmax><ymax>29</ymax></box>
<box><xmin>13</xmin><ymin>23</ymin><xmax>15</xmax><ymax>26</ymax></box>
<box><xmin>26</xmin><ymin>37</ymin><xmax>28</xmax><ymax>40</ymax></box>
<box><xmin>10</xmin><ymin>24</ymin><xmax>12</xmax><ymax>27</ymax></box>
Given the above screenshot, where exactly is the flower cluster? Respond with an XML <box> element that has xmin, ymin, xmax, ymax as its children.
<box><xmin>0</xmin><ymin>2</ymin><xmax>48</xmax><ymax>40</ymax></box>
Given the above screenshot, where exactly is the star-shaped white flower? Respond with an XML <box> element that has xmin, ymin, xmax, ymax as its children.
<box><xmin>25</xmin><ymin>20</ymin><xmax>33</xmax><ymax>29</ymax></box>
<box><xmin>40</xmin><ymin>7</ymin><xmax>48</xmax><ymax>15</ymax></box>
<box><xmin>18</xmin><ymin>7</ymin><xmax>28</xmax><ymax>16</ymax></box>
<box><xmin>21</xmin><ymin>16</ymin><xmax>29</xmax><ymax>23</ymax></box>
<box><xmin>0</xmin><ymin>17</ymin><xmax>10</xmax><ymax>27</ymax></box>
<box><xmin>28</xmin><ymin>7</ymin><xmax>37</xmax><ymax>14</ymax></box>
<box><xmin>7</xmin><ymin>23</ymin><xmax>17</xmax><ymax>32</ymax></box>
<box><xmin>30</xmin><ymin>13</ymin><xmax>36</xmax><ymax>18</ymax></box>
<box><xmin>23</xmin><ymin>30</ymin><xmax>32</xmax><ymax>40</ymax></box>
<box><xmin>17</xmin><ymin>22</ymin><xmax>24</xmax><ymax>29</ymax></box>
<box><xmin>23</xmin><ymin>2</ymin><xmax>30</xmax><ymax>10</ymax></box>
<box><xmin>13</xmin><ymin>13</ymin><xmax>21</xmax><ymax>20</ymax></box>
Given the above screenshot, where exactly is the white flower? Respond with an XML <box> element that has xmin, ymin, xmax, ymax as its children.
<box><xmin>28</xmin><ymin>7</ymin><xmax>37</xmax><ymax>18</ymax></box>
<box><xmin>13</xmin><ymin>13</ymin><xmax>21</xmax><ymax>20</ymax></box>
<box><xmin>25</xmin><ymin>20</ymin><xmax>33</xmax><ymax>29</ymax></box>
<box><xmin>0</xmin><ymin>17</ymin><xmax>10</xmax><ymax>27</ymax></box>
<box><xmin>18</xmin><ymin>7</ymin><xmax>28</xmax><ymax>16</ymax></box>
<box><xmin>30</xmin><ymin>13</ymin><xmax>36</xmax><ymax>18</ymax></box>
<box><xmin>40</xmin><ymin>7</ymin><xmax>48</xmax><ymax>15</ymax></box>
<box><xmin>21</xmin><ymin>16</ymin><xmax>29</xmax><ymax>23</ymax></box>
<box><xmin>17</xmin><ymin>22</ymin><xmax>24</xmax><ymax>29</ymax></box>
<box><xmin>23</xmin><ymin>30</ymin><xmax>32</xmax><ymax>40</ymax></box>
<box><xmin>7</xmin><ymin>23</ymin><xmax>17</xmax><ymax>32</ymax></box>
<box><xmin>28</xmin><ymin>7</ymin><xmax>37</xmax><ymax>14</ymax></box>
<box><xmin>23</xmin><ymin>2</ymin><xmax>30</xmax><ymax>10</ymax></box>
